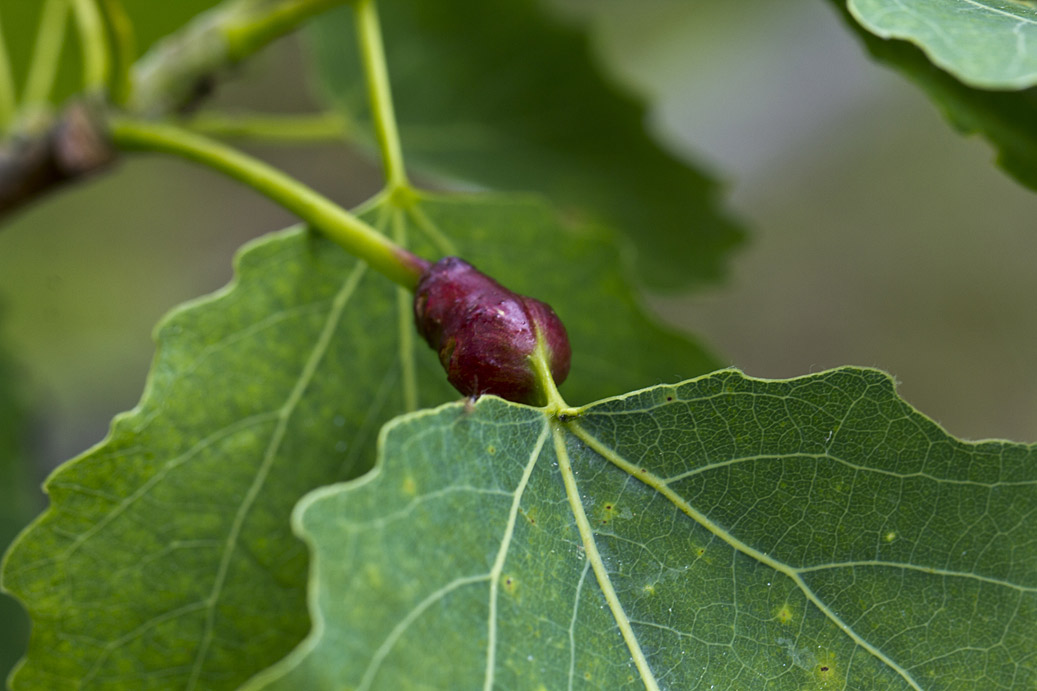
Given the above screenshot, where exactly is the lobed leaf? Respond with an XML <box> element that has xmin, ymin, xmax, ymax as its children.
<box><xmin>248</xmin><ymin>368</ymin><xmax>1037</xmax><ymax>690</ymax></box>
<box><xmin>831</xmin><ymin>0</ymin><xmax>1037</xmax><ymax>192</ymax></box>
<box><xmin>847</xmin><ymin>0</ymin><xmax>1037</xmax><ymax>89</ymax></box>
<box><xmin>0</xmin><ymin>193</ymin><xmax>719</xmax><ymax>690</ymax></box>
<box><xmin>305</xmin><ymin>1</ymin><xmax>744</xmax><ymax>292</ymax></box>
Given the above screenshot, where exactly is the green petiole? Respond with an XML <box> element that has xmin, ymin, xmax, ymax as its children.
<box><xmin>109</xmin><ymin>117</ymin><xmax>430</xmax><ymax>289</ymax></box>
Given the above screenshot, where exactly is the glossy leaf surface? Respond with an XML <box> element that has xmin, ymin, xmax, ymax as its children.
<box><xmin>0</xmin><ymin>193</ymin><xmax>718</xmax><ymax>690</ymax></box>
<box><xmin>250</xmin><ymin>368</ymin><xmax>1037</xmax><ymax>690</ymax></box>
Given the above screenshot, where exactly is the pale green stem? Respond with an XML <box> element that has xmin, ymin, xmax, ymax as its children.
<box><xmin>98</xmin><ymin>0</ymin><xmax>135</xmax><ymax>104</ymax></box>
<box><xmin>109</xmin><ymin>118</ymin><xmax>430</xmax><ymax>289</ymax></box>
<box><xmin>23</xmin><ymin>0</ymin><xmax>69</xmax><ymax>109</ymax></box>
<box><xmin>0</xmin><ymin>10</ymin><xmax>16</xmax><ymax>130</ymax></box>
<box><xmin>70</xmin><ymin>0</ymin><xmax>109</xmax><ymax>91</ymax></box>
<box><xmin>186</xmin><ymin>111</ymin><xmax>349</xmax><ymax>142</ymax></box>
<box><xmin>354</xmin><ymin>0</ymin><xmax>409</xmax><ymax>191</ymax></box>
<box><xmin>530</xmin><ymin>339</ymin><xmax>571</xmax><ymax>413</ymax></box>
<box><xmin>224</xmin><ymin>0</ymin><xmax>344</xmax><ymax>59</ymax></box>
<box><xmin>132</xmin><ymin>0</ymin><xmax>346</xmax><ymax>115</ymax></box>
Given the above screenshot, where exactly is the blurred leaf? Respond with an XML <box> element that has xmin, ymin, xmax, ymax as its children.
<box><xmin>306</xmin><ymin>2</ymin><xmax>744</xmax><ymax>292</ymax></box>
<box><xmin>1</xmin><ymin>193</ymin><xmax>720</xmax><ymax>689</ymax></box>
<box><xmin>831</xmin><ymin>0</ymin><xmax>1037</xmax><ymax>192</ymax></box>
<box><xmin>847</xmin><ymin>0</ymin><xmax>1037</xmax><ymax>89</ymax></box>
<box><xmin>0</xmin><ymin>342</ymin><xmax>35</xmax><ymax>684</ymax></box>
<box><xmin>248</xmin><ymin>367</ymin><xmax>1037</xmax><ymax>689</ymax></box>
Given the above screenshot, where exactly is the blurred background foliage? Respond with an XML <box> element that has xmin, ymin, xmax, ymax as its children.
<box><xmin>0</xmin><ymin>0</ymin><xmax>1036</xmax><ymax>679</ymax></box>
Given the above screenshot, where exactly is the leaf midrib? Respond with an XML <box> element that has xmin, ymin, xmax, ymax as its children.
<box><xmin>556</xmin><ymin>420</ymin><xmax>660</xmax><ymax>691</ymax></box>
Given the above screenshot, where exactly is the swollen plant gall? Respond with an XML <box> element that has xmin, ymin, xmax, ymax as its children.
<box><xmin>413</xmin><ymin>257</ymin><xmax>571</xmax><ymax>405</ymax></box>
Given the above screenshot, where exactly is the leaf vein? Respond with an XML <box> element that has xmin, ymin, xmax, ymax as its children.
<box><xmin>568</xmin><ymin>422</ymin><xmax>925</xmax><ymax>691</ymax></box>
<box><xmin>185</xmin><ymin>261</ymin><xmax>368</xmax><ymax>690</ymax></box>
<box><xmin>484</xmin><ymin>420</ymin><xmax>550</xmax><ymax>691</ymax></box>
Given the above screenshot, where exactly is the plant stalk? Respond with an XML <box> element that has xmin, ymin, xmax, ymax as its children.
<box><xmin>131</xmin><ymin>0</ymin><xmax>347</xmax><ymax>115</ymax></box>
<box><xmin>186</xmin><ymin>111</ymin><xmax>349</xmax><ymax>142</ymax></box>
<box><xmin>0</xmin><ymin>9</ymin><xmax>16</xmax><ymax>131</ymax></box>
<box><xmin>22</xmin><ymin>0</ymin><xmax>69</xmax><ymax>110</ymax></box>
<box><xmin>98</xmin><ymin>0</ymin><xmax>136</xmax><ymax>105</ymax></box>
<box><xmin>70</xmin><ymin>0</ymin><xmax>110</xmax><ymax>92</ymax></box>
<box><xmin>354</xmin><ymin>0</ymin><xmax>408</xmax><ymax>191</ymax></box>
<box><xmin>109</xmin><ymin>117</ymin><xmax>429</xmax><ymax>289</ymax></box>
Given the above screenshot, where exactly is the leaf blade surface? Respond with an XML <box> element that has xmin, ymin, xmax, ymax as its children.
<box><xmin>0</xmin><ymin>193</ymin><xmax>718</xmax><ymax>689</ymax></box>
<box><xmin>250</xmin><ymin>368</ymin><xmax>1037</xmax><ymax>690</ymax></box>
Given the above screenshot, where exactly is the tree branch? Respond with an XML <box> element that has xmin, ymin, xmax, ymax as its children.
<box><xmin>0</xmin><ymin>103</ymin><xmax>116</xmax><ymax>217</ymax></box>
<box><xmin>0</xmin><ymin>0</ymin><xmax>348</xmax><ymax>222</ymax></box>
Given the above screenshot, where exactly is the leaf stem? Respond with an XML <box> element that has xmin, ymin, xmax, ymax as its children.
<box><xmin>354</xmin><ymin>0</ymin><xmax>409</xmax><ymax>192</ymax></box>
<box><xmin>97</xmin><ymin>0</ymin><xmax>136</xmax><ymax>105</ymax></box>
<box><xmin>530</xmin><ymin>339</ymin><xmax>571</xmax><ymax>413</ymax></box>
<box><xmin>185</xmin><ymin>111</ymin><xmax>350</xmax><ymax>142</ymax></box>
<box><xmin>22</xmin><ymin>0</ymin><xmax>69</xmax><ymax>110</ymax></box>
<box><xmin>0</xmin><ymin>9</ymin><xmax>16</xmax><ymax>131</ymax></box>
<box><xmin>223</xmin><ymin>0</ymin><xmax>344</xmax><ymax>60</ymax></box>
<box><xmin>131</xmin><ymin>0</ymin><xmax>347</xmax><ymax>115</ymax></box>
<box><xmin>108</xmin><ymin>117</ymin><xmax>430</xmax><ymax>289</ymax></box>
<box><xmin>70</xmin><ymin>0</ymin><xmax>110</xmax><ymax>92</ymax></box>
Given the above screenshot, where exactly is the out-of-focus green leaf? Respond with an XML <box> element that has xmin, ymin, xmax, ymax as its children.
<box><xmin>306</xmin><ymin>2</ymin><xmax>743</xmax><ymax>291</ymax></box>
<box><xmin>249</xmin><ymin>368</ymin><xmax>1037</xmax><ymax>690</ymax></box>
<box><xmin>848</xmin><ymin>0</ymin><xmax>1037</xmax><ymax>89</ymax></box>
<box><xmin>0</xmin><ymin>343</ymin><xmax>35</xmax><ymax>685</ymax></box>
<box><xmin>831</xmin><ymin>0</ymin><xmax>1037</xmax><ymax>192</ymax></box>
<box><xmin>1</xmin><ymin>193</ymin><xmax>719</xmax><ymax>690</ymax></box>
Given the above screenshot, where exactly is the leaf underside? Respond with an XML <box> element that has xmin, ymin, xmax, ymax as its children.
<box><xmin>847</xmin><ymin>0</ymin><xmax>1037</xmax><ymax>89</ymax></box>
<box><xmin>0</xmin><ymin>193</ymin><xmax>719</xmax><ymax>690</ymax></box>
<box><xmin>305</xmin><ymin>0</ymin><xmax>744</xmax><ymax>292</ymax></box>
<box><xmin>831</xmin><ymin>0</ymin><xmax>1037</xmax><ymax>193</ymax></box>
<box><xmin>250</xmin><ymin>367</ymin><xmax>1036</xmax><ymax>690</ymax></box>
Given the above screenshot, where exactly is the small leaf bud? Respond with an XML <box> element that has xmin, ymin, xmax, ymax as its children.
<box><xmin>413</xmin><ymin>257</ymin><xmax>571</xmax><ymax>405</ymax></box>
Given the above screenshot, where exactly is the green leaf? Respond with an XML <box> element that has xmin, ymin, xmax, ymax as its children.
<box><xmin>847</xmin><ymin>0</ymin><xmax>1037</xmax><ymax>89</ymax></box>
<box><xmin>305</xmin><ymin>2</ymin><xmax>743</xmax><ymax>291</ymax></box>
<box><xmin>831</xmin><ymin>0</ymin><xmax>1037</xmax><ymax>192</ymax></box>
<box><xmin>0</xmin><ymin>344</ymin><xmax>35</xmax><ymax>684</ymax></box>
<box><xmin>247</xmin><ymin>367</ymin><xmax>1037</xmax><ymax>690</ymax></box>
<box><xmin>1</xmin><ymin>193</ymin><xmax>719</xmax><ymax>690</ymax></box>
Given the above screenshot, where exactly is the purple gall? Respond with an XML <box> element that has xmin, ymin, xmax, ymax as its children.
<box><xmin>413</xmin><ymin>257</ymin><xmax>571</xmax><ymax>405</ymax></box>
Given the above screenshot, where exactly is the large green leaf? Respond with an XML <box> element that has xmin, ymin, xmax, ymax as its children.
<box><xmin>831</xmin><ymin>0</ymin><xmax>1037</xmax><ymax>192</ymax></box>
<box><xmin>247</xmin><ymin>367</ymin><xmax>1037</xmax><ymax>690</ymax></box>
<box><xmin>847</xmin><ymin>0</ymin><xmax>1037</xmax><ymax>89</ymax></box>
<box><xmin>0</xmin><ymin>193</ymin><xmax>719</xmax><ymax>690</ymax></box>
<box><xmin>305</xmin><ymin>2</ymin><xmax>743</xmax><ymax>291</ymax></box>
